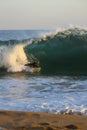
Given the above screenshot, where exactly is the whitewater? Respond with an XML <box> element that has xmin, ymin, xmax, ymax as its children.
<box><xmin>0</xmin><ymin>27</ymin><xmax>87</xmax><ymax>115</ymax></box>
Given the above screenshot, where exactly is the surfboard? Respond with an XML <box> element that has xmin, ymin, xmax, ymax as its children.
<box><xmin>24</xmin><ymin>65</ymin><xmax>41</xmax><ymax>73</ymax></box>
<box><xmin>24</xmin><ymin>61</ymin><xmax>41</xmax><ymax>73</ymax></box>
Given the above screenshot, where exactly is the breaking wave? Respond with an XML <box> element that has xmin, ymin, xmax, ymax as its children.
<box><xmin>0</xmin><ymin>27</ymin><xmax>87</xmax><ymax>75</ymax></box>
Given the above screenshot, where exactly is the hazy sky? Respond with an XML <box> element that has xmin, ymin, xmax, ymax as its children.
<box><xmin>0</xmin><ymin>0</ymin><xmax>86</xmax><ymax>29</ymax></box>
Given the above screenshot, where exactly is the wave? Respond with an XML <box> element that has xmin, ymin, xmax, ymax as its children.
<box><xmin>24</xmin><ymin>27</ymin><xmax>87</xmax><ymax>75</ymax></box>
<box><xmin>0</xmin><ymin>27</ymin><xmax>87</xmax><ymax>75</ymax></box>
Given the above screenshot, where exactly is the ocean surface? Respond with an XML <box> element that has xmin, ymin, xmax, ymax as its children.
<box><xmin>0</xmin><ymin>27</ymin><xmax>87</xmax><ymax>115</ymax></box>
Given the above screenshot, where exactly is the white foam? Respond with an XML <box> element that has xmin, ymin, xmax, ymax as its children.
<box><xmin>0</xmin><ymin>44</ymin><xmax>29</xmax><ymax>72</ymax></box>
<box><xmin>38</xmin><ymin>26</ymin><xmax>87</xmax><ymax>43</ymax></box>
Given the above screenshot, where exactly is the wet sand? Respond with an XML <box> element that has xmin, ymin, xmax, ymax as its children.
<box><xmin>0</xmin><ymin>110</ymin><xmax>87</xmax><ymax>130</ymax></box>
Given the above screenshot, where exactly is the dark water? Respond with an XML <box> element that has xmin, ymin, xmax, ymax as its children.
<box><xmin>0</xmin><ymin>28</ymin><xmax>87</xmax><ymax>115</ymax></box>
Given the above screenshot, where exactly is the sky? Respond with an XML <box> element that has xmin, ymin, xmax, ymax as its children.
<box><xmin>0</xmin><ymin>0</ymin><xmax>86</xmax><ymax>29</ymax></box>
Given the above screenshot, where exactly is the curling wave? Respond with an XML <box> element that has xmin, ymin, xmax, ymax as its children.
<box><xmin>24</xmin><ymin>27</ymin><xmax>87</xmax><ymax>75</ymax></box>
<box><xmin>0</xmin><ymin>27</ymin><xmax>87</xmax><ymax>75</ymax></box>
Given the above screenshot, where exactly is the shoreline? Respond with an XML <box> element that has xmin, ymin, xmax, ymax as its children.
<box><xmin>0</xmin><ymin>110</ymin><xmax>87</xmax><ymax>130</ymax></box>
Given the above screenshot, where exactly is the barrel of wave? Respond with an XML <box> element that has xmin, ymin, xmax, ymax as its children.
<box><xmin>24</xmin><ymin>28</ymin><xmax>87</xmax><ymax>74</ymax></box>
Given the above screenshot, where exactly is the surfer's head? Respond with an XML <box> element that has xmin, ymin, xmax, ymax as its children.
<box><xmin>35</xmin><ymin>60</ymin><xmax>40</xmax><ymax>67</ymax></box>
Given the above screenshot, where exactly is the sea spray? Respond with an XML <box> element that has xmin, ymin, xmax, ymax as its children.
<box><xmin>0</xmin><ymin>44</ymin><xmax>28</xmax><ymax>72</ymax></box>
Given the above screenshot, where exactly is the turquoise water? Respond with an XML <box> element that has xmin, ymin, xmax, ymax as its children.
<box><xmin>0</xmin><ymin>28</ymin><xmax>87</xmax><ymax>115</ymax></box>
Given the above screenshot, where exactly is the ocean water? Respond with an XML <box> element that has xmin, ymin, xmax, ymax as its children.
<box><xmin>0</xmin><ymin>28</ymin><xmax>87</xmax><ymax>115</ymax></box>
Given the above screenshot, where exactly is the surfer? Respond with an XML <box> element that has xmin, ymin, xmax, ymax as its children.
<box><xmin>25</xmin><ymin>60</ymin><xmax>40</xmax><ymax>68</ymax></box>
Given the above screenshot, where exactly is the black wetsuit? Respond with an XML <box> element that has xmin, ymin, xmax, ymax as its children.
<box><xmin>25</xmin><ymin>61</ymin><xmax>40</xmax><ymax>68</ymax></box>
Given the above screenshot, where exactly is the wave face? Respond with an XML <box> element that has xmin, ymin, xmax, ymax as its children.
<box><xmin>24</xmin><ymin>27</ymin><xmax>87</xmax><ymax>75</ymax></box>
<box><xmin>0</xmin><ymin>27</ymin><xmax>87</xmax><ymax>75</ymax></box>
